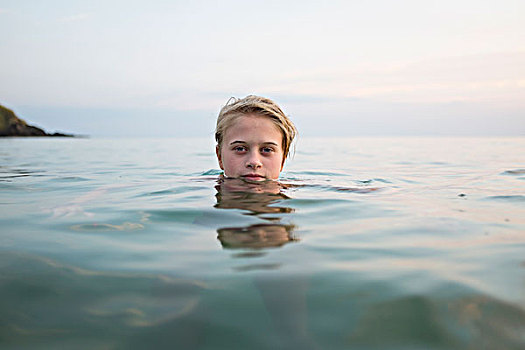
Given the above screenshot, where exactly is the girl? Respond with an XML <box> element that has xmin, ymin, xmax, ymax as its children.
<box><xmin>215</xmin><ymin>95</ymin><xmax>297</xmax><ymax>182</ymax></box>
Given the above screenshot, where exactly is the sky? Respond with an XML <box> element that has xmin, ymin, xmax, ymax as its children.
<box><xmin>0</xmin><ymin>0</ymin><xmax>524</xmax><ymax>137</ymax></box>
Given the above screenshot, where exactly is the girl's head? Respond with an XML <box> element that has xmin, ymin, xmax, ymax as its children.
<box><xmin>215</xmin><ymin>95</ymin><xmax>297</xmax><ymax>181</ymax></box>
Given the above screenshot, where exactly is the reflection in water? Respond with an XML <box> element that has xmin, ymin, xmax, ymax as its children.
<box><xmin>213</xmin><ymin>177</ymin><xmax>314</xmax><ymax>348</ymax></box>
<box><xmin>214</xmin><ymin>177</ymin><xmax>298</xmax><ymax>250</ymax></box>
<box><xmin>214</xmin><ymin>177</ymin><xmax>292</xmax><ymax>214</ymax></box>
<box><xmin>218</xmin><ymin>224</ymin><xmax>297</xmax><ymax>249</ymax></box>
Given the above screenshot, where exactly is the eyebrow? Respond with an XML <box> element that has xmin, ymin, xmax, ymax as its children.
<box><xmin>229</xmin><ymin>141</ymin><xmax>279</xmax><ymax>146</ymax></box>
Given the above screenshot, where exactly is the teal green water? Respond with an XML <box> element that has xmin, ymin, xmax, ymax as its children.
<box><xmin>1</xmin><ymin>137</ymin><xmax>524</xmax><ymax>349</ymax></box>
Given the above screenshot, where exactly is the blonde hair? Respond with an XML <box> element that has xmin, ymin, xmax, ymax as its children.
<box><xmin>215</xmin><ymin>95</ymin><xmax>297</xmax><ymax>163</ymax></box>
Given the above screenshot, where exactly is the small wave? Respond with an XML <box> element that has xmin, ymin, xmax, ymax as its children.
<box><xmin>355</xmin><ymin>178</ymin><xmax>391</xmax><ymax>185</ymax></box>
<box><xmin>0</xmin><ymin>167</ymin><xmax>42</xmax><ymax>175</ymax></box>
<box><xmin>0</xmin><ymin>167</ymin><xmax>46</xmax><ymax>180</ymax></box>
<box><xmin>485</xmin><ymin>195</ymin><xmax>525</xmax><ymax>202</ymax></box>
<box><xmin>333</xmin><ymin>186</ymin><xmax>381</xmax><ymax>193</ymax></box>
<box><xmin>286</xmin><ymin>198</ymin><xmax>360</xmax><ymax>211</ymax></box>
<box><xmin>71</xmin><ymin>222</ymin><xmax>144</xmax><ymax>232</ymax></box>
<box><xmin>357</xmin><ymin>179</ymin><xmax>373</xmax><ymax>184</ymax></box>
<box><xmin>200</xmin><ymin>169</ymin><xmax>223</xmax><ymax>176</ymax></box>
<box><xmin>501</xmin><ymin>169</ymin><xmax>525</xmax><ymax>175</ymax></box>
<box><xmin>137</xmin><ymin>186</ymin><xmax>207</xmax><ymax>197</ymax></box>
<box><xmin>0</xmin><ymin>174</ymin><xmax>31</xmax><ymax>179</ymax></box>
<box><xmin>141</xmin><ymin>188</ymin><xmax>177</xmax><ymax>196</ymax></box>
<box><xmin>299</xmin><ymin>183</ymin><xmax>383</xmax><ymax>194</ymax></box>
<box><xmin>232</xmin><ymin>252</ymin><xmax>267</xmax><ymax>258</ymax></box>
<box><xmin>148</xmin><ymin>208</ymin><xmax>204</xmax><ymax>217</ymax></box>
<box><xmin>373</xmin><ymin>178</ymin><xmax>392</xmax><ymax>184</ymax></box>
<box><xmin>233</xmin><ymin>263</ymin><xmax>282</xmax><ymax>272</ymax></box>
<box><xmin>156</xmin><ymin>172</ymin><xmax>185</xmax><ymax>176</ymax></box>
<box><xmin>292</xmin><ymin>171</ymin><xmax>348</xmax><ymax>177</ymax></box>
<box><xmin>49</xmin><ymin>176</ymin><xmax>91</xmax><ymax>183</ymax></box>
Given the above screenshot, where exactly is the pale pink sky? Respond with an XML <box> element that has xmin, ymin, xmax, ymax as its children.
<box><xmin>1</xmin><ymin>0</ymin><xmax>523</xmax><ymax>136</ymax></box>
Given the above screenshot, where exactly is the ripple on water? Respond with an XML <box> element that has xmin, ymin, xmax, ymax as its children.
<box><xmin>485</xmin><ymin>195</ymin><xmax>525</xmax><ymax>203</ymax></box>
<box><xmin>288</xmin><ymin>197</ymin><xmax>392</xmax><ymax>223</ymax></box>
<box><xmin>345</xmin><ymin>293</ymin><xmax>525</xmax><ymax>349</ymax></box>
<box><xmin>48</xmin><ymin>176</ymin><xmax>92</xmax><ymax>183</ymax></box>
<box><xmin>137</xmin><ymin>185</ymin><xmax>207</xmax><ymax>197</ymax></box>
<box><xmin>0</xmin><ymin>252</ymin><xmax>208</xmax><ymax>348</ymax></box>
<box><xmin>290</xmin><ymin>171</ymin><xmax>349</xmax><ymax>177</ymax></box>
<box><xmin>200</xmin><ymin>169</ymin><xmax>223</xmax><ymax>176</ymax></box>
<box><xmin>0</xmin><ymin>167</ymin><xmax>46</xmax><ymax>181</ymax></box>
<box><xmin>501</xmin><ymin>169</ymin><xmax>525</xmax><ymax>175</ymax></box>
<box><xmin>148</xmin><ymin>208</ymin><xmax>259</xmax><ymax>228</ymax></box>
<box><xmin>356</xmin><ymin>178</ymin><xmax>392</xmax><ymax>185</ymax></box>
<box><xmin>290</xmin><ymin>182</ymin><xmax>384</xmax><ymax>195</ymax></box>
<box><xmin>287</xmin><ymin>198</ymin><xmax>355</xmax><ymax>208</ymax></box>
<box><xmin>71</xmin><ymin>222</ymin><xmax>144</xmax><ymax>232</ymax></box>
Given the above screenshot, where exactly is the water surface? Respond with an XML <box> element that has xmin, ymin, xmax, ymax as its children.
<box><xmin>1</xmin><ymin>137</ymin><xmax>524</xmax><ymax>349</ymax></box>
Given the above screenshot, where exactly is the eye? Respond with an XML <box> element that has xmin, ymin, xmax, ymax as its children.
<box><xmin>261</xmin><ymin>147</ymin><xmax>274</xmax><ymax>154</ymax></box>
<box><xmin>233</xmin><ymin>146</ymin><xmax>247</xmax><ymax>153</ymax></box>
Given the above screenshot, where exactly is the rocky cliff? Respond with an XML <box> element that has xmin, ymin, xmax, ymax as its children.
<box><xmin>0</xmin><ymin>104</ymin><xmax>74</xmax><ymax>137</ymax></box>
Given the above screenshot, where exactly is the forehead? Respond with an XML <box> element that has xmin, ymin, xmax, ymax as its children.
<box><xmin>224</xmin><ymin>114</ymin><xmax>283</xmax><ymax>143</ymax></box>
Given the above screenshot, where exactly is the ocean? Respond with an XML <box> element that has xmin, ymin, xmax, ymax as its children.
<box><xmin>1</xmin><ymin>136</ymin><xmax>524</xmax><ymax>349</ymax></box>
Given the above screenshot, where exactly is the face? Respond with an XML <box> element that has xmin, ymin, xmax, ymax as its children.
<box><xmin>216</xmin><ymin>114</ymin><xmax>284</xmax><ymax>181</ymax></box>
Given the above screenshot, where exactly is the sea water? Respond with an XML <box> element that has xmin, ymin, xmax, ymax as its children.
<box><xmin>1</xmin><ymin>137</ymin><xmax>524</xmax><ymax>349</ymax></box>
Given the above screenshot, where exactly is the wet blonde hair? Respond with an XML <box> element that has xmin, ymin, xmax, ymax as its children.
<box><xmin>215</xmin><ymin>95</ymin><xmax>297</xmax><ymax>163</ymax></box>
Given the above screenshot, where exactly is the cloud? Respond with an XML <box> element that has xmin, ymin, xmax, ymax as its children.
<box><xmin>260</xmin><ymin>51</ymin><xmax>525</xmax><ymax>105</ymax></box>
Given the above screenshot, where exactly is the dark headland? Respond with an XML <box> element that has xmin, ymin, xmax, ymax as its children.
<box><xmin>0</xmin><ymin>104</ymin><xmax>79</xmax><ymax>137</ymax></box>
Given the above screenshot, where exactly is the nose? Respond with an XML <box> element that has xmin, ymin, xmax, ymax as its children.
<box><xmin>246</xmin><ymin>151</ymin><xmax>262</xmax><ymax>169</ymax></box>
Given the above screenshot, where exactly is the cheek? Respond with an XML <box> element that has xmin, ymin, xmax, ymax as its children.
<box><xmin>222</xmin><ymin>151</ymin><xmax>242</xmax><ymax>168</ymax></box>
<box><xmin>268</xmin><ymin>156</ymin><xmax>284</xmax><ymax>173</ymax></box>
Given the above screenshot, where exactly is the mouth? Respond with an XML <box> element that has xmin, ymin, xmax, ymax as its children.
<box><xmin>241</xmin><ymin>174</ymin><xmax>266</xmax><ymax>181</ymax></box>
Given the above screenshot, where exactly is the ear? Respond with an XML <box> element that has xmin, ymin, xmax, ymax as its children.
<box><xmin>216</xmin><ymin>145</ymin><xmax>224</xmax><ymax>170</ymax></box>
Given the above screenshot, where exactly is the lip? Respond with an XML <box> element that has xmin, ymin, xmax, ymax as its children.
<box><xmin>242</xmin><ymin>174</ymin><xmax>266</xmax><ymax>181</ymax></box>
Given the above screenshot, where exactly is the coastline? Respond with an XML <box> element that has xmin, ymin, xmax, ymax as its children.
<box><xmin>0</xmin><ymin>104</ymin><xmax>80</xmax><ymax>138</ymax></box>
